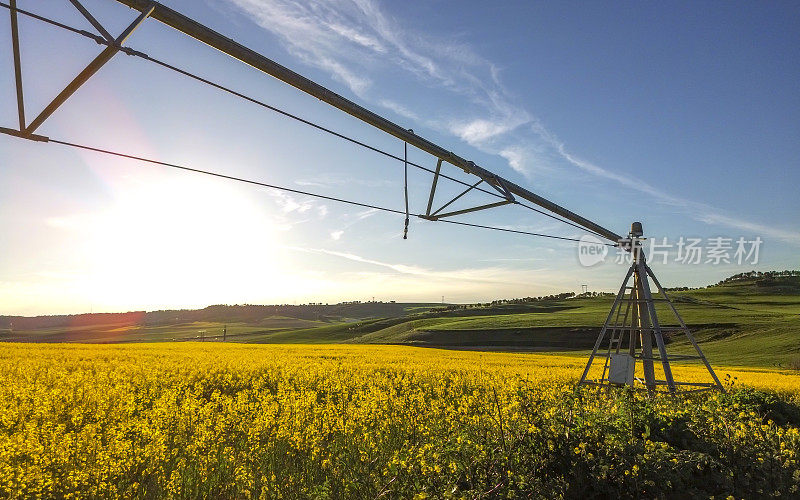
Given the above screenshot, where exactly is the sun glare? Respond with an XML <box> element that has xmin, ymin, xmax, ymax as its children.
<box><xmin>81</xmin><ymin>176</ymin><xmax>292</xmax><ymax>310</ymax></box>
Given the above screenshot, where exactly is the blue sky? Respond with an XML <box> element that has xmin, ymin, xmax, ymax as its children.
<box><xmin>1</xmin><ymin>0</ymin><xmax>798</xmax><ymax>315</ymax></box>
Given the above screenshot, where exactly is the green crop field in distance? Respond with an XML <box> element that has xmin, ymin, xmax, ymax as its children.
<box><xmin>2</xmin><ymin>275</ymin><xmax>798</xmax><ymax>369</ymax></box>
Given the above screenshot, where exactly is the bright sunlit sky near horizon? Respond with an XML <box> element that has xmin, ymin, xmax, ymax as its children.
<box><xmin>1</xmin><ymin>0</ymin><xmax>798</xmax><ymax>315</ymax></box>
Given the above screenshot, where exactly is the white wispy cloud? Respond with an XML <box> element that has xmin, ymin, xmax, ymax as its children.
<box><xmin>325</xmin><ymin>207</ymin><xmax>381</xmax><ymax>242</ymax></box>
<box><xmin>499</xmin><ymin>146</ymin><xmax>529</xmax><ymax>178</ymax></box>
<box><xmin>290</xmin><ymin>247</ymin><xmax>554</xmax><ymax>286</ymax></box>
<box><xmin>378</xmin><ymin>99</ymin><xmax>419</xmax><ymax>121</ymax></box>
<box><xmin>226</xmin><ymin>0</ymin><xmax>799</xmax><ymax>245</ymax></box>
<box><xmin>266</xmin><ymin>190</ymin><xmax>313</xmax><ymax>213</ymax></box>
<box><xmin>531</xmin><ymin>126</ymin><xmax>800</xmax><ymax>244</ymax></box>
<box><xmin>296</xmin><ymin>247</ymin><xmax>426</xmax><ymax>275</ymax></box>
<box><xmin>450</xmin><ymin>117</ymin><xmax>522</xmax><ymax>146</ymax></box>
<box><xmin>259</xmin><ymin>190</ymin><xmax>329</xmax><ymax>231</ymax></box>
<box><xmin>225</xmin><ymin>0</ymin><xmax>527</xmax><ymax>143</ymax></box>
<box><xmin>354</xmin><ymin>208</ymin><xmax>379</xmax><ymax>220</ymax></box>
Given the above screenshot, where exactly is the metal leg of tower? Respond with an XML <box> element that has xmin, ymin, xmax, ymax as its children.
<box><xmin>645</xmin><ymin>265</ymin><xmax>724</xmax><ymax>392</ymax></box>
<box><xmin>578</xmin><ymin>265</ymin><xmax>634</xmax><ymax>386</ymax></box>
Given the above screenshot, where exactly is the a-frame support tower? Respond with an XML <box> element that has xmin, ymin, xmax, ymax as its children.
<box><xmin>579</xmin><ymin>222</ymin><xmax>724</xmax><ymax>394</ymax></box>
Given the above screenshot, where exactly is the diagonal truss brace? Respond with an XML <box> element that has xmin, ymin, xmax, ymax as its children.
<box><xmin>9</xmin><ymin>0</ymin><xmax>25</xmax><ymax>130</ymax></box>
<box><xmin>422</xmin><ymin>159</ymin><xmax>515</xmax><ymax>220</ymax></box>
<box><xmin>69</xmin><ymin>0</ymin><xmax>114</xmax><ymax>42</ymax></box>
<box><xmin>9</xmin><ymin>1</ymin><xmax>153</xmax><ymax>136</ymax></box>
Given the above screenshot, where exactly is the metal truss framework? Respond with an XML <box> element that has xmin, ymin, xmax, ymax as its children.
<box><xmin>2</xmin><ymin>0</ymin><xmax>623</xmax><ymax>242</ymax></box>
<box><xmin>2</xmin><ymin>1</ymin><xmax>724</xmax><ymax>394</ymax></box>
<box><xmin>422</xmin><ymin>158</ymin><xmax>515</xmax><ymax>221</ymax></box>
<box><xmin>578</xmin><ymin>229</ymin><xmax>724</xmax><ymax>394</ymax></box>
<box><xmin>2</xmin><ymin>0</ymin><xmax>153</xmax><ymax>141</ymax></box>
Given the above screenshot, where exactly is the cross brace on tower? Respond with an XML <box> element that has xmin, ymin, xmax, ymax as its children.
<box><xmin>578</xmin><ymin>222</ymin><xmax>724</xmax><ymax>394</ymax></box>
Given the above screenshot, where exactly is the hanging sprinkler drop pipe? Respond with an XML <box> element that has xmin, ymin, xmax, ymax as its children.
<box><xmin>403</xmin><ymin>132</ymin><xmax>412</xmax><ymax>239</ymax></box>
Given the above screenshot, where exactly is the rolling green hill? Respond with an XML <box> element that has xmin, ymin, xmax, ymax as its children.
<box><xmin>2</xmin><ymin>274</ymin><xmax>798</xmax><ymax>368</ymax></box>
<box><xmin>239</xmin><ymin>275</ymin><xmax>800</xmax><ymax>368</ymax></box>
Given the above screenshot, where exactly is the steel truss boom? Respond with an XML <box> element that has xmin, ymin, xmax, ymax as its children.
<box><xmin>112</xmin><ymin>0</ymin><xmax>622</xmax><ymax>243</ymax></box>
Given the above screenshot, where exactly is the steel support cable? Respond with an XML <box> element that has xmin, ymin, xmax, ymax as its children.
<box><xmin>134</xmin><ymin>54</ymin><xmax>610</xmax><ymax>240</ymax></box>
<box><xmin>403</xmin><ymin>139</ymin><xmax>410</xmax><ymax>239</ymax></box>
<box><xmin>0</xmin><ymin>1</ymin><xmax>96</xmax><ymax>38</ymax></box>
<box><xmin>138</xmin><ymin>53</ymin><xmax>608</xmax><ymax>239</ymax></box>
<box><xmin>37</xmin><ymin>136</ymin><xmax>611</xmax><ymax>245</ymax></box>
<box><xmin>0</xmin><ymin>3</ymin><xmax>505</xmax><ymax>199</ymax></box>
<box><xmin>1</xmin><ymin>2</ymin><xmax>610</xmax><ymax>240</ymax></box>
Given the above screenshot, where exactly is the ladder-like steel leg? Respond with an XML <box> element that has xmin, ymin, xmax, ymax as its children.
<box><xmin>579</xmin><ymin>222</ymin><xmax>723</xmax><ymax>394</ymax></box>
<box><xmin>599</xmin><ymin>283</ymin><xmax>633</xmax><ymax>386</ymax></box>
<box><xmin>578</xmin><ymin>265</ymin><xmax>633</xmax><ymax>385</ymax></box>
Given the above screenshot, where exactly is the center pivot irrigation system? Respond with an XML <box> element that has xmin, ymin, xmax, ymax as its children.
<box><xmin>2</xmin><ymin>0</ymin><xmax>724</xmax><ymax>394</ymax></box>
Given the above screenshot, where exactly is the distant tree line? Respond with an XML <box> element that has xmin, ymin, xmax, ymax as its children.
<box><xmin>0</xmin><ymin>311</ymin><xmax>146</xmax><ymax>331</ymax></box>
<box><xmin>6</xmin><ymin>270</ymin><xmax>797</xmax><ymax>330</ymax></box>
<box><xmin>490</xmin><ymin>292</ymin><xmax>576</xmax><ymax>305</ymax></box>
<box><xmin>0</xmin><ymin>303</ymin><xmax>410</xmax><ymax>330</ymax></box>
<box><xmin>574</xmin><ymin>291</ymin><xmax>615</xmax><ymax>298</ymax></box>
<box><xmin>717</xmin><ymin>270</ymin><xmax>799</xmax><ymax>285</ymax></box>
<box><xmin>665</xmin><ymin>270</ymin><xmax>800</xmax><ymax>291</ymax></box>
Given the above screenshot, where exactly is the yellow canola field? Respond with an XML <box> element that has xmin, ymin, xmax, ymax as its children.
<box><xmin>0</xmin><ymin>343</ymin><xmax>797</xmax><ymax>499</ymax></box>
<box><xmin>1</xmin><ymin>342</ymin><xmax>796</xmax><ymax>392</ymax></box>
